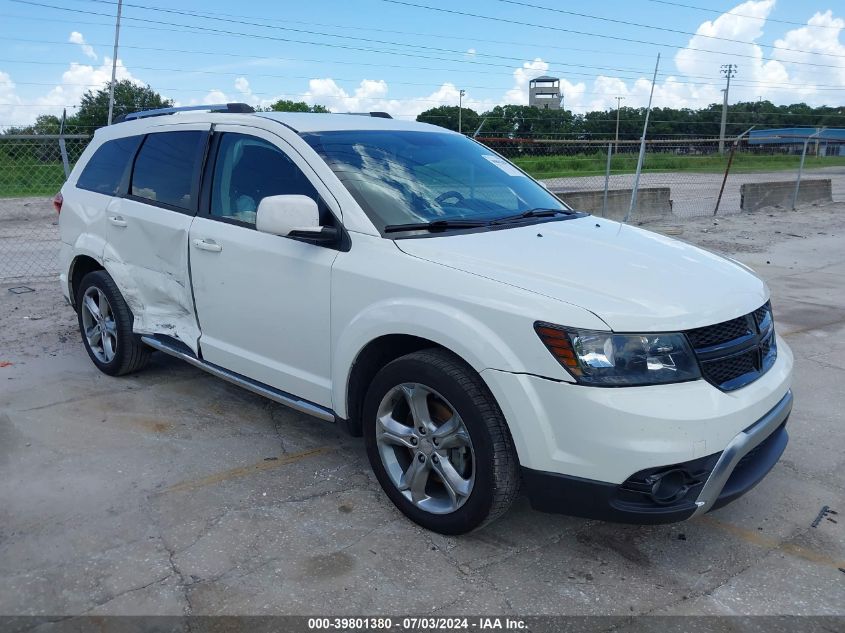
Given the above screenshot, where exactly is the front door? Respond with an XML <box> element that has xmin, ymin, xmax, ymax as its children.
<box><xmin>188</xmin><ymin>125</ymin><xmax>340</xmax><ymax>408</ymax></box>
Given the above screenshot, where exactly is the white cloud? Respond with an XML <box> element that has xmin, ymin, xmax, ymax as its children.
<box><xmin>69</xmin><ymin>31</ymin><xmax>97</xmax><ymax>61</ymax></box>
<box><xmin>673</xmin><ymin>0</ymin><xmax>787</xmax><ymax>105</ymax></box>
<box><xmin>1</xmin><ymin>56</ymin><xmax>142</xmax><ymax>128</ymax></box>
<box><xmin>234</xmin><ymin>76</ymin><xmax>250</xmax><ymax>94</ymax></box>
<box><xmin>562</xmin><ymin>1</ymin><xmax>845</xmax><ymax>112</ymax></box>
<box><xmin>771</xmin><ymin>10</ymin><xmax>845</xmax><ymax>91</ymax></box>
<box><xmin>504</xmin><ymin>57</ymin><xmax>547</xmax><ymax>105</ymax></box>
<box><xmin>3</xmin><ymin>4</ymin><xmax>844</xmax><ymax>131</ymax></box>
<box><xmin>200</xmin><ymin>89</ymin><xmax>229</xmax><ymax>105</ymax></box>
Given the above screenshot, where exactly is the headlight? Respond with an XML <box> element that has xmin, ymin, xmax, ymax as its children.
<box><xmin>535</xmin><ymin>323</ymin><xmax>701</xmax><ymax>386</ymax></box>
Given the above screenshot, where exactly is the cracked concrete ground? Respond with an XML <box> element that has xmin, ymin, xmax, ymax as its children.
<box><xmin>0</xmin><ymin>203</ymin><xmax>843</xmax><ymax>617</ymax></box>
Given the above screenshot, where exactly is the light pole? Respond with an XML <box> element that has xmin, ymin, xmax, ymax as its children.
<box><xmin>458</xmin><ymin>89</ymin><xmax>466</xmax><ymax>134</ymax></box>
<box><xmin>614</xmin><ymin>96</ymin><xmax>625</xmax><ymax>152</ymax></box>
<box><xmin>719</xmin><ymin>64</ymin><xmax>737</xmax><ymax>154</ymax></box>
<box><xmin>107</xmin><ymin>0</ymin><xmax>123</xmax><ymax>125</ymax></box>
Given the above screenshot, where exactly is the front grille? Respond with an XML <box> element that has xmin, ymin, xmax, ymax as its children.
<box><xmin>700</xmin><ymin>349</ymin><xmax>757</xmax><ymax>386</ymax></box>
<box><xmin>686</xmin><ymin>302</ymin><xmax>777</xmax><ymax>391</ymax></box>
<box><xmin>687</xmin><ymin>316</ymin><xmax>752</xmax><ymax>349</ymax></box>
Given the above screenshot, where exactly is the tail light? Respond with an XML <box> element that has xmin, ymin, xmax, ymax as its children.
<box><xmin>53</xmin><ymin>192</ymin><xmax>63</xmax><ymax>214</ymax></box>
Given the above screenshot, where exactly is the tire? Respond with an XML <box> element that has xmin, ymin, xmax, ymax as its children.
<box><xmin>76</xmin><ymin>270</ymin><xmax>151</xmax><ymax>376</ymax></box>
<box><xmin>363</xmin><ymin>348</ymin><xmax>520</xmax><ymax>534</ymax></box>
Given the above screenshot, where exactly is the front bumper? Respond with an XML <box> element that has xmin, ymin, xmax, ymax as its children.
<box><xmin>480</xmin><ymin>336</ymin><xmax>792</xmax><ymax>482</ymax></box>
<box><xmin>521</xmin><ymin>390</ymin><xmax>792</xmax><ymax>523</ymax></box>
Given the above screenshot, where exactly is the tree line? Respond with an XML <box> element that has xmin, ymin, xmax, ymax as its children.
<box><xmin>5</xmin><ymin>80</ymin><xmax>843</xmax><ymax>140</ymax></box>
<box><xmin>3</xmin><ymin>80</ymin><xmax>329</xmax><ymax>136</ymax></box>
<box><xmin>416</xmin><ymin>102</ymin><xmax>845</xmax><ymax>139</ymax></box>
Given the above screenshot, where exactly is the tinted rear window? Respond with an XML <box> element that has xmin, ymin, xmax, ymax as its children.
<box><xmin>131</xmin><ymin>131</ymin><xmax>205</xmax><ymax>210</ymax></box>
<box><xmin>76</xmin><ymin>135</ymin><xmax>142</xmax><ymax>195</ymax></box>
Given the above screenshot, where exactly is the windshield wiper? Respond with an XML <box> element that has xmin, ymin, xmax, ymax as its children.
<box><xmin>383</xmin><ymin>219</ymin><xmax>488</xmax><ymax>233</ymax></box>
<box><xmin>489</xmin><ymin>208</ymin><xmax>577</xmax><ymax>225</ymax></box>
<box><xmin>384</xmin><ymin>209</ymin><xmax>578</xmax><ymax>233</ymax></box>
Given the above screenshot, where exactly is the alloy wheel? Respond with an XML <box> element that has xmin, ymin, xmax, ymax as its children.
<box><xmin>80</xmin><ymin>286</ymin><xmax>118</xmax><ymax>364</ymax></box>
<box><xmin>375</xmin><ymin>382</ymin><xmax>475</xmax><ymax>514</ymax></box>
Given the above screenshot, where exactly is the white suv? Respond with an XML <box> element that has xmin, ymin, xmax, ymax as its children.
<box><xmin>56</xmin><ymin>104</ymin><xmax>793</xmax><ymax>534</ymax></box>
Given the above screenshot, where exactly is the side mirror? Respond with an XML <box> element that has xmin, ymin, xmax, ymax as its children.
<box><xmin>256</xmin><ymin>195</ymin><xmax>320</xmax><ymax>237</ymax></box>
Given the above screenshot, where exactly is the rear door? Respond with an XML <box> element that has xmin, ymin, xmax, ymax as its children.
<box><xmin>103</xmin><ymin>123</ymin><xmax>210</xmax><ymax>351</ymax></box>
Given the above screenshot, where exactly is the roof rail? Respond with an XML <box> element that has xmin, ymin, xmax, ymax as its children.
<box><xmin>344</xmin><ymin>111</ymin><xmax>393</xmax><ymax>119</ymax></box>
<box><xmin>118</xmin><ymin>103</ymin><xmax>255</xmax><ymax>123</ymax></box>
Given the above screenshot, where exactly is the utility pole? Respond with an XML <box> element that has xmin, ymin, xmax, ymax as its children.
<box><xmin>614</xmin><ymin>96</ymin><xmax>625</xmax><ymax>152</ymax></box>
<box><xmin>626</xmin><ymin>53</ymin><xmax>660</xmax><ymax>223</ymax></box>
<box><xmin>107</xmin><ymin>0</ymin><xmax>123</xmax><ymax>125</ymax></box>
<box><xmin>458</xmin><ymin>89</ymin><xmax>465</xmax><ymax>134</ymax></box>
<box><xmin>718</xmin><ymin>64</ymin><xmax>737</xmax><ymax>154</ymax></box>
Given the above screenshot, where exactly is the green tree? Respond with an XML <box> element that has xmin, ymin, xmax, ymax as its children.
<box><xmin>2</xmin><ymin>114</ymin><xmax>62</xmax><ymax>136</ymax></box>
<box><xmin>264</xmin><ymin>99</ymin><xmax>330</xmax><ymax>113</ymax></box>
<box><xmin>69</xmin><ymin>80</ymin><xmax>173</xmax><ymax>131</ymax></box>
<box><xmin>416</xmin><ymin>105</ymin><xmax>480</xmax><ymax>134</ymax></box>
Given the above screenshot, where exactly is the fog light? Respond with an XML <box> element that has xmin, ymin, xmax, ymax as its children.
<box><xmin>648</xmin><ymin>469</ymin><xmax>689</xmax><ymax>505</ymax></box>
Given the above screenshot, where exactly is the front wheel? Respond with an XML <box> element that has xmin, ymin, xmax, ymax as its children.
<box><xmin>363</xmin><ymin>349</ymin><xmax>520</xmax><ymax>534</ymax></box>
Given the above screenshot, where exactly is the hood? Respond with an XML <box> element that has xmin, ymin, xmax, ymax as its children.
<box><xmin>394</xmin><ymin>217</ymin><xmax>768</xmax><ymax>332</ymax></box>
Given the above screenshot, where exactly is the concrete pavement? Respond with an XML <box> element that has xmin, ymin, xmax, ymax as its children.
<box><xmin>1</xmin><ymin>205</ymin><xmax>843</xmax><ymax>617</ymax></box>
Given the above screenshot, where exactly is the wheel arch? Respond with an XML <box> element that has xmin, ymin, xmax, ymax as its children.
<box><xmin>68</xmin><ymin>254</ymin><xmax>105</xmax><ymax>310</ymax></box>
<box><xmin>343</xmin><ymin>334</ymin><xmax>445</xmax><ymax>436</ymax></box>
<box><xmin>333</xmin><ymin>300</ymin><xmax>529</xmax><ymax>432</ymax></box>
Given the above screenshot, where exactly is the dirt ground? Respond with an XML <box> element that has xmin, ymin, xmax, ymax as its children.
<box><xmin>0</xmin><ymin>202</ymin><xmax>844</xmax><ymax>619</ymax></box>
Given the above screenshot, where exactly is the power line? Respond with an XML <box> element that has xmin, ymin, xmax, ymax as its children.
<box><xmin>644</xmin><ymin>0</ymin><xmax>841</xmax><ymax>30</ymax></box>
<box><xmin>378</xmin><ymin>0</ymin><xmax>845</xmax><ymax>60</ymax></box>
<box><xmin>494</xmin><ymin>0</ymin><xmax>831</xmax><ymax>49</ymax></box>
<box><xmin>8</xmin><ymin>1</ymin><xmax>672</xmax><ymax>78</ymax></box>
<box><xmin>11</xmin><ymin>0</ymin><xmax>686</xmax><ymax>78</ymax></box>
<box><xmin>5</xmin><ymin>55</ymin><xmax>845</xmax><ymax>95</ymax></box>
<box><xmin>3</xmin><ymin>20</ymin><xmax>842</xmax><ymax>92</ymax></box>
<box><xmin>12</xmin><ymin>0</ymin><xmax>845</xmax><ymax>74</ymax></box>
<box><xmin>70</xmin><ymin>0</ymin><xmax>845</xmax><ymax>70</ymax></box>
<box><xmin>68</xmin><ymin>0</ymin><xmax>664</xmax><ymax>61</ymax></box>
<box><xmin>3</xmin><ymin>8</ymin><xmax>844</xmax><ymax>73</ymax></box>
<box><xmin>2</xmin><ymin>2</ymin><xmax>843</xmax><ymax>118</ymax></box>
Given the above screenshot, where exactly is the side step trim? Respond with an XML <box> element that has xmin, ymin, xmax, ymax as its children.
<box><xmin>141</xmin><ymin>336</ymin><xmax>335</xmax><ymax>422</ymax></box>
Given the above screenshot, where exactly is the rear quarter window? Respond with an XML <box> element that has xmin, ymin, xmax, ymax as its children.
<box><xmin>76</xmin><ymin>135</ymin><xmax>142</xmax><ymax>196</ymax></box>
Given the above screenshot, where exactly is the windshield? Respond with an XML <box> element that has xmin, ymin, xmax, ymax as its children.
<box><xmin>301</xmin><ymin>130</ymin><xmax>568</xmax><ymax>231</ymax></box>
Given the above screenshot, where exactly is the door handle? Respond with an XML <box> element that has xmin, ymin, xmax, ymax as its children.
<box><xmin>108</xmin><ymin>215</ymin><xmax>128</xmax><ymax>227</ymax></box>
<box><xmin>192</xmin><ymin>238</ymin><xmax>223</xmax><ymax>253</ymax></box>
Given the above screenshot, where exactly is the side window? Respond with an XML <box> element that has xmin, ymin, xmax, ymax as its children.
<box><xmin>76</xmin><ymin>135</ymin><xmax>142</xmax><ymax>195</ymax></box>
<box><xmin>210</xmin><ymin>133</ymin><xmax>320</xmax><ymax>226</ymax></box>
<box><xmin>131</xmin><ymin>131</ymin><xmax>205</xmax><ymax>210</ymax></box>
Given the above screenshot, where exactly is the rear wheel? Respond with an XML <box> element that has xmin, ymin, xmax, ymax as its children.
<box><xmin>363</xmin><ymin>349</ymin><xmax>519</xmax><ymax>534</ymax></box>
<box><xmin>76</xmin><ymin>270</ymin><xmax>151</xmax><ymax>376</ymax></box>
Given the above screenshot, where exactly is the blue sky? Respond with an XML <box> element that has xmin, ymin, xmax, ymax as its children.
<box><xmin>1</xmin><ymin>0</ymin><xmax>844</xmax><ymax>126</ymax></box>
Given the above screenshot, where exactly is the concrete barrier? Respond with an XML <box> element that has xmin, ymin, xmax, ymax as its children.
<box><xmin>740</xmin><ymin>179</ymin><xmax>832</xmax><ymax>212</ymax></box>
<box><xmin>550</xmin><ymin>187</ymin><xmax>672</xmax><ymax>222</ymax></box>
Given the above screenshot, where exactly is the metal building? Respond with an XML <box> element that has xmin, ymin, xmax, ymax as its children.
<box><xmin>529</xmin><ymin>76</ymin><xmax>562</xmax><ymax>110</ymax></box>
<box><xmin>748</xmin><ymin>127</ymin><xmax>845</xmax><ymax>156</ymax></box>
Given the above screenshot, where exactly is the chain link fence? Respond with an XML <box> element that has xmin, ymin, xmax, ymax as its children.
<box><xmin>1</xmin><ymin>131</ymin><xmax>844</xmax><ymax>281</ymax></box>
<box><xmin>482</xmin><ymin>135</ymin><xmax>845</xmax><ymax>223</ymax></box>
<box><xmin>0</xmin><ymin>133</ymin><xmax>90</xmax><ymax>281</ymax></box>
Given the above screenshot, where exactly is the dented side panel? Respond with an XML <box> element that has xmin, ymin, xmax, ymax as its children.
<box><xmin>102</xmin><ymin>197</ymin><xmax>200</xmax><ymax>352</ymax></box>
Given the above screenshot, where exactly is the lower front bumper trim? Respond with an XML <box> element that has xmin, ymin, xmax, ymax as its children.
<box><xmin>521</xmin><ymin>389</ymin><xmax>792</xmax><ymax>524</ymax></box>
